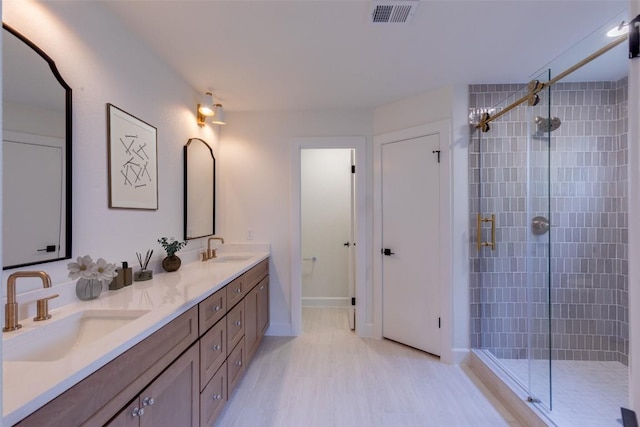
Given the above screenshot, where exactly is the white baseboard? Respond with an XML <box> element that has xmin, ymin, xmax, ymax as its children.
<box><xmin>357</xmin><ymin>322</ymin><xmax>374</xmax><ymax>338</ymax></box>
<box><xmin>451</xmin><ymin>348</ymin><xmax>470</xmax><ymax>365</ymax></box>
<box><xmin>302</xmin><ymin>297</ymin><xmax>350</xmax><ymax>307</ymax></box>
<box><xmin>265</xmin><ymin>322</ymin><xmax>294</xmax><ymax>336</ymax></box>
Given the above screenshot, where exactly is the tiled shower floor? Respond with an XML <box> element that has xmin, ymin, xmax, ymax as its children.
<box><xmin>499</xmin><ymin>358</ymin><xmax>628</xmax><ymax>427</ymax></box>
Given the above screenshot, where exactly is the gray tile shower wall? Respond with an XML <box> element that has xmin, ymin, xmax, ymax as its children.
<box><xmin>469</xmin><ymin>78</ymin><xmax>629</xmax><ymax>365</ymax></box>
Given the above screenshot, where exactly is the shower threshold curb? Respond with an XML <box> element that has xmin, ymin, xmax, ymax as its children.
<box><xmin>469</xmin><ymin>349</ymin><xmax>556</xmax><ymax>427</ymax></box>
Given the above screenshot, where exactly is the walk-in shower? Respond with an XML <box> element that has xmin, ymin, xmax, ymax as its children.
<box><xmin>468</xmin><ymin>18</ymin><xmax>629</xmax><ymax>426</ymax></box>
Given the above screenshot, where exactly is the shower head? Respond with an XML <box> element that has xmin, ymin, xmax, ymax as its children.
<box><xmin>534</xmin><ymin>116</ymin><xmax>562</xmax><ymax>133</ymax></box>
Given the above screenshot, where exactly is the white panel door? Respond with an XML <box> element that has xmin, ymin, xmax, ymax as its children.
<box><xmin>3</xmin><ymin>140</ymin><xmax>63</xmax><ymax>266</ymax></box>
<box><xmin>381</xmin><ymin>134</ymin><xmax>441</xmax><ymax>355</ymax></box>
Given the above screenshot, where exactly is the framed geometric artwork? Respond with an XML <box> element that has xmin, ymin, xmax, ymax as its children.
<box><xmin>107</xmin><ymin>104</ymin><xmax>158</xmax><ymax>210</ymax></box>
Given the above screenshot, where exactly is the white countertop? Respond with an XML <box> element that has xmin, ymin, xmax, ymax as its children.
<box><xmin>2</xmin><ymin>246</ymin><xmax>269</xmax><ymax>426</ymax></box>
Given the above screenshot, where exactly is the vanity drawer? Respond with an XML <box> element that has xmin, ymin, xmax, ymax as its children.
<box><xmin>200</xmin><ymin>319</ymin><xmax>226</xmax><ymax>390</ymax></box>
<box><xmin>243</xmin><ymin>258</ymin><xmax>269</xmax><ymax>291</ymax></box>
<box><xmin>226</xmin><ymin>276</ymin><xmax>244</xmax><ymax>309</ymax></box>
<box><xmin>199</xmin><ymin>287</ymin><xmax>226</xmax><ymax>335</ymax></box>
<box><xmin>200</xmin><ymin>362</ymin><xmax>227</xmax><ymax>427</ymax></box>
<box><xmin>226</xmin><ymin>300</ymin><xmax>245</xmax><ymax>354</ymax></box>
<box><xmin>227</xmin><ymin>341</ymin><xmax>246</xmax><ymax>396</ymax></box>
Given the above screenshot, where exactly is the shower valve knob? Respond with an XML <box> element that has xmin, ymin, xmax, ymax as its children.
<box><xmin>531</xmin><ymin>216</ymin><xmax>550</xmax><ymax>235</ymax></box>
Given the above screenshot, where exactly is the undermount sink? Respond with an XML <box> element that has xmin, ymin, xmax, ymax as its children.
<box><xmin>3</xmin><ymin>309</ymin><xmax>149</xmax><ymax>362</ymax></box>
<box><xmin>211</xmin><ymin>254</ymin><xmax>253</xmax><ymax>263</ymax></box>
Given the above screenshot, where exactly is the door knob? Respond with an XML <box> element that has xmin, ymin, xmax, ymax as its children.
<box><xmin>382</xmin><ymin>248</ymin><xmax>395</xmax><ymax>256</ymax></box>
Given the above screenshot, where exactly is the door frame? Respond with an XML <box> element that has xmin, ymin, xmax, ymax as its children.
<box><xmin>290</xmin><ymin>137</ymin><xmax>368</xmax><ymax>336</ymax></box>
<box><xmin>373</xmin><ymin>121</ymin><xmax>453</xmax><ymax>363</ymax></box>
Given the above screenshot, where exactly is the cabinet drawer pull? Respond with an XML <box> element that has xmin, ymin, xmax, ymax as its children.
<box><xmin>211</xmin><ymin>305</ymin><xmax>222</xmax><ymax>312</ymax></box>
<box><xmin>132</xmin><ymin>407</ymin><xmax>144</xmax><ymax>417</ymax></box>
<box><xmin>234</xmin><ymin>288</ymin><xmax>242</xmax><ymax>294</ymax></box>
<box><xmin>234</xmin><ymin>320</ymin><xmax>241</xmax><ymax>327</ymax></box>
<box><xmin>235</xmin><ymin>360</ymin><xmax>242</xmax><ymax>366</ymax></box>
<box><xmin>212</xmin><ymin>344</ymin><xmax>221</xmax><ymax>351</ymax></box>
<box><xmin>213</xmin><ymin>394</ymin><xmax>222</xmax><ymax>400</ymax></box>
<box><xmin>143</xmin><ymin>397</ymin><xmax>155</xmax><ymax>406</ymax></box>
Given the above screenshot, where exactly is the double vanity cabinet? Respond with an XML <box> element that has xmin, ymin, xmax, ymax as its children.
<box><xmin>13</xmin><ymin>257</ymin><xmax>269</xmax><ymax>427</ymax></box>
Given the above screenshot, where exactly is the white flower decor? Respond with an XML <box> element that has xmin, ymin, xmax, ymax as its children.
<box><xmin>68</xmin><ymin>255</ymin><xmax>118</xmax><ymax>284</ymax></box>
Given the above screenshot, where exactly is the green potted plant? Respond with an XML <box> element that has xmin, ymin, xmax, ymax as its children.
<box><xmin>157</xmin><ymin>237</ymin><xmax>187</xmax><ymax>272</ymax></box>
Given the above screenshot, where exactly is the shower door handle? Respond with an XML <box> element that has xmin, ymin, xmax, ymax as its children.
<box><xmin>477</xmin><ymin>214</ymin><xmax>496</xmax><ymax>251</ymax></box>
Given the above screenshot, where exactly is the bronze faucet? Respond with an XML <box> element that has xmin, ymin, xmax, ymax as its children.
<box><xmin>204</xmin><ymin>236</ymin><xmax>225</xmax><ymax>261</ymax></box>
<box><xmin>3</xmin><ymin>271</ymin><xmax>57</xmax><ymax>332</ymax></box>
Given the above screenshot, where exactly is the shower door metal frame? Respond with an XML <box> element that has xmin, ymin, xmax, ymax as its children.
<box><xmin>475</xmin><ymin>34</ymin><xmax>628</xmax><ymax>133</ymax></box>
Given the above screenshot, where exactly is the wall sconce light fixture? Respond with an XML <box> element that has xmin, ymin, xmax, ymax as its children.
<box><xmin>197</xmin><ymin>92</ymin><xmax>226</xmax><ymax>126</ymax></box>
<box><xmin>197</xmin><ymin>92</ymin><xmax>214</xmax><ymax>127</ymax></box>
<box><xmin>211</xmin><ymin>104</ymin><xmax>226</xmax><ymax>125</ymax></box>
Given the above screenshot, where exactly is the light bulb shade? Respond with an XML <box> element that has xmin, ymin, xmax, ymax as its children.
<box><xmin>198</xmin><ymin>92</ymin><xmax>215</xmax><ymax>116</ymax></box>
<box><xmin>197</xmin><ymin>92</ymin><xmax>215</xmax><ymax>127</ymax></box>
<box><xmin>198</xmin><ymin>104</ymin><xmax>214</xmax><ymax>116</ymax></box>
<box><xmin>211</xmin><ymin>104</ymin><xmax>226</xmax><ymax>125</ymax></box>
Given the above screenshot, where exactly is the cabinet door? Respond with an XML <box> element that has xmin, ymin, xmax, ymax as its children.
<box><xmin>244</xmin><ymin>285</ymin><xmax>258</xmax><ymax>362</ymax></box>
<box><xmin>200</xmin><ymin>318</ymin><xmax>226</xmax><ymax>389</ymax></box>
<box><xmin>139</xmin><ymin>344</ymin><xmax>199</xmax><ymax>427</ymax></box>
<box><xmin>226</xmin><ymin>299</ymin><xmax>245</xmax><ymax>354</ymax></box>
<box><xmin>106</xmin><ymin>398</ymin><xmax>141</xmax><ymax>427</ymax></box>
<box><xmin>200</xmin><ymin>362</ymin><xmax>227</xmax><ymax>427</ymax></box>
<box><xmin>227</xmin><ymin>340</ymin><xmax>246</xmax><ymax>396</ymax></box>
<box><xmin>257</xmin><ymin>277</ymin><xmax>270</xmax><ymax>337</ymax></box>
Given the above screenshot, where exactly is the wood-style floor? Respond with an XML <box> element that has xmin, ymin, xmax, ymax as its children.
<box><xmin>216</xmin><ymin>307</ymin><xmax>523</xmax><ymax>426</ymax></box>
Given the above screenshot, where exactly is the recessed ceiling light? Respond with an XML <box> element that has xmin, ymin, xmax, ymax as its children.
<box><xmin>607</xmin><ymin>21</ymin><xmax>629</xmax><ymax>38</ymax></box>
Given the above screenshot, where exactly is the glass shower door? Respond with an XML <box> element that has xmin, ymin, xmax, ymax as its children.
<box><xmin>470</xmin><ymin>73</ymin><xmax>552</xmax><ymax>411</ymax></box>
<box><xmin>526</xmin><ymin>70</ymin><xmax>552</xmax><ymax>410</ymax></box>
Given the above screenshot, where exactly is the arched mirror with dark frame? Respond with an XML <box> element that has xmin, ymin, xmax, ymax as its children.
<box><xmin>184</xmin><ymin>138</ymin><xmax>215</xmax><ymax>240</ymax></box>
<box><xmin>2</xmin><ymin>23</ymin><xmax>72</xmax><ymax>269</ymax></box>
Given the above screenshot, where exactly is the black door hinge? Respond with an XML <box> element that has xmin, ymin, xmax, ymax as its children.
<box><xmin>351</xmin><ymin>165</ymin><xmax>356</xmax><ymax>173</ymax></box>
<box><xmin>351</xmin><ymin>297</ymin><xmax>356</xmax><ymax>306</ymax></box>
<box><xmin>438</xmin><ymin>317</ymin><xmax>441</xmax><ymax>328</ymax></box>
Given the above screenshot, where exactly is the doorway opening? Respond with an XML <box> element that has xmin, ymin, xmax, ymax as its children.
<box><xmin>301</xmin><ymin>148</ymin><xmax>356</xmax><ymax>328</ymax></box>
<box><xmin>290</xmin><ymin>137</ymin><xmax>367</xmax><ymax>337</ymax></box>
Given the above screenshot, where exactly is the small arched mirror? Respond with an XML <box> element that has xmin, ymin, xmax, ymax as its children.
<box><xmin>184</xmin><ymin>138</ymin><xmax>215</xmax><ymax>240</ymax></box>
<box><xmin>2</xmin><ymin>23</ymin><xmax>72</xmax><ymax>269</ymax></box>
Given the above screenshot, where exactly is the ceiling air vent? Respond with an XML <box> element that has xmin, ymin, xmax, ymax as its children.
<box><xmin>370</xmin><ymin>1</ymin><xmax>418</xmax><ymax>25</ymax></box>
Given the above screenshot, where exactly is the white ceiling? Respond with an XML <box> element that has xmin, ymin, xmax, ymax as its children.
<box><xmin>102</xmin><ymin>0</ymin><xmax>629</xmax><ymax>113</ymax></box>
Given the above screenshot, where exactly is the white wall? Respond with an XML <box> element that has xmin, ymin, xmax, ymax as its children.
<box><xmin>219</xmin><ymin>110</ymin><xmax>373</xmax><ymax>334</ymax></box>
<box><xmin>301</xmin><ymin>148</ymin><xmax>352</xmax><ymax>305</ymax></box>
<box><xmin>373</xmin><ymin>85</ymin><xmax>470</xmax><ymax>363</ymax></box>
<box><xmin>2</xmin><ymin>1</ymin><xmax>217</xmax><ymax>300</ymax></box>
<box><xmin>374</xmin><ymin>86</ymin><xmax>458</xmax><ymax>135</ymax></box>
